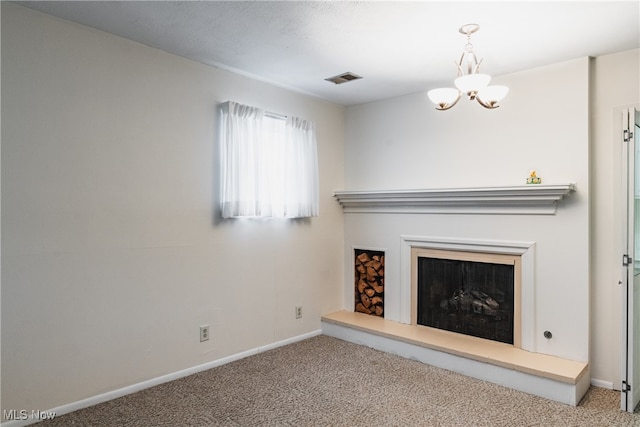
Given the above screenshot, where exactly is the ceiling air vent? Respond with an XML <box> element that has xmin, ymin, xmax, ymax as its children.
<box><xmin>324</xmin><ymin>72</ymin><xmax>362</xmax><ymax>85</ymax></box>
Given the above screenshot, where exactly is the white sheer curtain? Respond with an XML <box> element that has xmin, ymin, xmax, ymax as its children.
<box><xmin>220</xmin><ymin>101</ymin><xmax>319</xmax><ymax>218</ymax></box>
<box><xmin>282</xmin><ymin>116</ymin><xmax>319</xmax><ymax>217</ymax></box>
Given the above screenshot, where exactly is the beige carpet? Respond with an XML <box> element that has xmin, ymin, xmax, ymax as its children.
<box><xmin>43</xmin><ymin>335</ymin><xmax>640</xmax><ymax>426</ymax></box>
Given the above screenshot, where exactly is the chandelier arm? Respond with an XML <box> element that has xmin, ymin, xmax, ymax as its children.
<box><xmin>456</xmin><ymin>57</ymin><xmax>464</xmax><ymax>76</ymax></box>
<box><xmin>435</xmin><ymin>92</ymin><xmax>462</xmax><ymax>111</ymax></box>
<box><xmin>474</xmin><ymin>57</ymin><xmax>483</xmax><ymax>74</ymax></box>
<box><xmin>476</xmin><ymin>97</ymin><xmax>500</xmax><ymax>109</ymax></box>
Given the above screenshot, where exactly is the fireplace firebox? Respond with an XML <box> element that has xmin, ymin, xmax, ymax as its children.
<box><xmin>411</xmin><ymin>248</ymin><xmax>521</xmax><ymax>347</ymax></box>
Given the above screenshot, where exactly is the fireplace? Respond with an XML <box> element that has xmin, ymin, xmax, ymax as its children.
<box><xmin>411</xmin><ymin>248</ymin><xmax>521</xmax><ymax>346</ymax></box>
<box><xmin>328</xmin><ymin>186</ymin><xmax>588</xmax><ymax>406</ymax></box>
<box><xmin>400</xmin><ymin>236</ymin><xmax>533</xmax><ymax>350</ymax></box>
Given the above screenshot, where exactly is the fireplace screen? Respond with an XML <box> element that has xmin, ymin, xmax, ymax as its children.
<box><xmin>416</xmin><ymin>256</ymin><xmax>515</xmax><ymax>344</ymax></box>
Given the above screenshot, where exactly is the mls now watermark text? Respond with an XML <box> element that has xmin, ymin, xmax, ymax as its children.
<box><xmin>3</xmin><ymin>409</ymin><xmax>56</xmax><ymax>421</ymax></box>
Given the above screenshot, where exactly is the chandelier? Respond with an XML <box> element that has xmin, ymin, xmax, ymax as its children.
<box><xmin>427</xmin><ymin>24</ymin><xmax>508</xmax><ymax>111</ymax></box>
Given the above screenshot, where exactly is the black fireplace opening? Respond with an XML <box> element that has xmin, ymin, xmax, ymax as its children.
<box><xmin>417</xmin><ymin>257</ymin><xmax>514</xmax><ymax>345</ymax></box>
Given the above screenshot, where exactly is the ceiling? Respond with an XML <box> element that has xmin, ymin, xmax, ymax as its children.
<box><xmin>17</xmin><ymin>1</ymin><xmax>640</xmax><ymax>106</ymax></box>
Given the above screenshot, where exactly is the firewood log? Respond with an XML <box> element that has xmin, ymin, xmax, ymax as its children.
<box><xmin>357</xmin><ymin>252</ymin><xmax>371</xmax><ymax>263</ymax></box>
<box><xmin>366</xmin><ymin>267</ymin><xmax>378</xmax><ymax>281</ymax></box>
<box><xmin>371</xmin><ymin>283</ymin><xmax>384</xmax><ymax>294</ymax></box>
<box><xmin>357</xmin><ymin>279</ymin><xmax>367</xmax><ymax>294</ymax></box>
<box><xmin>361</xmin><ymin>294</ymin><xmax>371</xmax><ymax>308</ymax></box>
<box><xmin>356</xmin><ymin>303</ymin><xmax>371</xmax><ymax>314</ymax></box>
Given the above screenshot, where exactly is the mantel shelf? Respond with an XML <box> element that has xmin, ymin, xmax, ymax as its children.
<box><xmin>334</xmin><ymin>184</ymin><xmax>576</xmax><ymax>215</ymax></box>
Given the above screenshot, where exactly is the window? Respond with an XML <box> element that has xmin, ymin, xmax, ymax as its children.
<box><xmin>220</xmin><ymin>101</ymin><xmax>319</xmax><ymax>218</ymax></box>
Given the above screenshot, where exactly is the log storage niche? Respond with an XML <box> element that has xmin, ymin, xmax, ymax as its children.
<box><xmin>354</xmin><ymin>249</ymin><xmax>385</xmax><ymax>317</ymax></box>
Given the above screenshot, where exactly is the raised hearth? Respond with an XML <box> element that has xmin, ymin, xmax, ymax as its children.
<box><xmin>321</xmin><ymin>311</ymin><xmax>590</xmax><ymax>406</ymax></box>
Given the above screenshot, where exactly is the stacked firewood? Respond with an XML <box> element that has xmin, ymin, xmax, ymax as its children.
<box><xmin>354</xmin><ymin>251</ymin><xmax>384</xmax><ymax>317</ymax></box>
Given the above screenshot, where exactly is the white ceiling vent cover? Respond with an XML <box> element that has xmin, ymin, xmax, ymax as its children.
<box><xmin>324</xmin><ymin>72</ymin><xmax>362</xmax><ymax>85</ymax></box>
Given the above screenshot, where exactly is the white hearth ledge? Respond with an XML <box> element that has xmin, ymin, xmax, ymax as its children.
<box><xmin>334</xmin><ymin>184</ymin><xmax>576</xmax><ymax>215</ymax></box>
<box><xmin>322</xmin><ymin>311</ymin><xmax>590</xmax><ymax>406</ymax></box>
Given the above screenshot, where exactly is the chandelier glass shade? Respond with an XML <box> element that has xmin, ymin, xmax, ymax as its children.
<box><xmin>427</xmin><ymin>88</ymin><xmax>460</xmax><ymax>109</ymax></box>
<box><xmin>428</xmin><ymin>24</ymin><xmax>508</xmax><ymax>111</ymax></box>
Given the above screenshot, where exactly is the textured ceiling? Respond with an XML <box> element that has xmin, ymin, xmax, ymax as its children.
<box><xmin>18</xmin><ymin>1</ymin><xmax>640</xmax><ymax>106</ymax></box>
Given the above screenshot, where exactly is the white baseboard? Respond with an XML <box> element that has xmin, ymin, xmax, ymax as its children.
<box><xmin>1</xmin><ymin>330</ymin><xmax>322</xmax><ymax>427</ymax></box>
<box><xmin>590</xmin><ymin>378</ymin><xmax>615</xmax><ymax>389</ymax></box>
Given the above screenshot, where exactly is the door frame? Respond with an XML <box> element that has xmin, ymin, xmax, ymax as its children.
<box><xmin>621</xmin><ymin>107</ymin><xmax>640</xmax><ymax>412</ymax></box>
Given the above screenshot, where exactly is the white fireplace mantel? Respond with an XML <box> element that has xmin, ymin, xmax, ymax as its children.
<box><xmin>334</xmin><ymin>184</ymin><xmax>576</xmax><ymax>215</ymax></box>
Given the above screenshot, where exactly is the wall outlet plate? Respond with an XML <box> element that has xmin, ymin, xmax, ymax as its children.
<box><xmin>295</xmin><ymin>306</ymin><xmax>303</xmax><ymax>319</ymax></box>
<box><xmin>200</xmin><ymin>325</ymin><xmax>210</xmax><ymax>342</ymax></box>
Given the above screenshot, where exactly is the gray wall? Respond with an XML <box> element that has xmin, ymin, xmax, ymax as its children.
<box><xmin>1</xmin><ymin>4</ymin><xmax>345</xmax><ymax>415</ymax></box>
<box><xmin>343</xmin><ymin>58</ymin><xmax>590</xmax><ymax>362</ymax></box>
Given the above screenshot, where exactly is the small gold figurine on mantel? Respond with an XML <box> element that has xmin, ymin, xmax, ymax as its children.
<box><xmin>526</xmin><ymin>170</ymin><xmax>542</xmax><ymax>184</ymax></box>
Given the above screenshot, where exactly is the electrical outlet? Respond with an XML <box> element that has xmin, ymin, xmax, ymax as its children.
<box><xmin>200</xmin><ymin>325</ymin><xmax>210</xmax><ymax>342</ymax></box>
<box><xmin>295</xmin><ymin>306</ymin><xmax>303</xmax><ymax>319</ymax></box>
